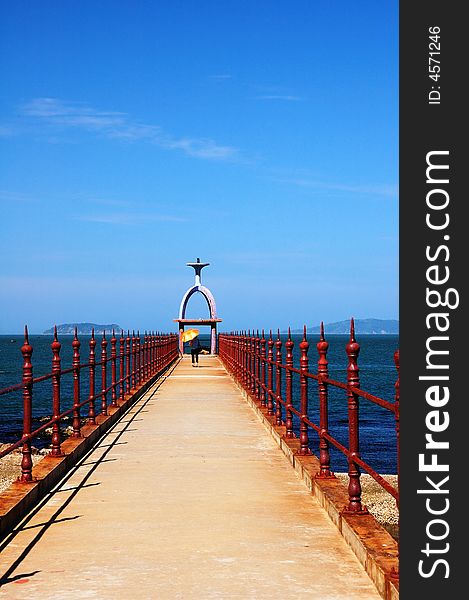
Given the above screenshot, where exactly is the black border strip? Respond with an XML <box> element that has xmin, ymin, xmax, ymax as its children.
<box><xmin>400</xmin><ymin>3</ymin><xmax>464</xmax><ymax>596</ymax></box>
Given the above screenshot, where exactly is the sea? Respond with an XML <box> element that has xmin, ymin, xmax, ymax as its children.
<box><xmin>0</xmin><ymin>333</ymin><xmax>399</xmax><ymax>474</ymax></box>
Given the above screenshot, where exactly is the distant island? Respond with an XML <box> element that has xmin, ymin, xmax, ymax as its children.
<box><xmin>43</xmin><ymin>323</ymin><xmax>123</xmax><ymax>335</ymax></box>
<box><xmin>290</xmin><ymin>319</ymin><xmax>399</xmax><ymax>335</ymax></box>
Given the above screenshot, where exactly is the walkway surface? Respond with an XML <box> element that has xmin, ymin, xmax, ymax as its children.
<box><xmin>0</xmin><ymin>356</ymin><xmax>381</xmax><ymax>599</ymax></box>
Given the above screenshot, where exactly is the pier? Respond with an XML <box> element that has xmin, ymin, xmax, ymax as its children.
<box><xmin>0</xmin><ymin>355</ymin><xmax>397</xmax><ymax>599</ymax></box>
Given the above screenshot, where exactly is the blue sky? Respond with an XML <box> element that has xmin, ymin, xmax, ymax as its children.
<box><xmin>0</xmin><ymin>1</ymin><xmax>398</xmax><ymax>334</ymax></box>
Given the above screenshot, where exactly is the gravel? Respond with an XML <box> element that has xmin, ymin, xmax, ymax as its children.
<box><xmin>335</xmin><ymin>472</ymin><xmax>399</xmax><ymax>539</ymax></box>
<box><xmin>0</xmin><ymin>444</ymin><xmax>48</xmax><ymax>494</ymax></box>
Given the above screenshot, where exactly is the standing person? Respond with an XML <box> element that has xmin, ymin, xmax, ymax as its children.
<box><xmin>190</xmin><ymin>335</ymin><xmax>201</xmax><ymax>367</ymax></box>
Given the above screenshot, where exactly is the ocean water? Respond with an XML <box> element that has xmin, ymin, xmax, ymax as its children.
<box><xmin>1</xmin><ymin>333</ymin><xmax>399</xmax><ymax>474</ymax></box>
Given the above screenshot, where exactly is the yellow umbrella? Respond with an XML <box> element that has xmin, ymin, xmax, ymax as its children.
<box><xmin>181</xmin><ymin>328</ymin><xmax>199</xmax><ymax>342</ymax></box>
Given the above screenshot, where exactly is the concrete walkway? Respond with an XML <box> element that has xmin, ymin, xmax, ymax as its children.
<box><xmin>0</xmin><ymin>356</ymin><xmax>381</xmax><ymax>599</ymax></box>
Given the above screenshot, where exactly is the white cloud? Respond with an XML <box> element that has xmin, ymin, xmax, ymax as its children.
<box><xmin>76</xmin><ymin>212</ymin><xmax>187</xmax><ymax>225</ymax></box>
<box><xmin>276</xmin><ymin>177</ymin><xmax>398</xmax><ymax>199</ymax></box>
<box><xmin>18</xmin><ymin>98</ymin><xmax>238</xmax><ymax>161</ymax></box>
<box><xmin>0</xmin><ymin>190</ymin><xmax>37</xmax><ymax>203</ymax></box>
<box><xmin>255</xmin><ymin>95</ymin><xmax>303</xmax><ymax>101</ymax></box>
<box><xmin>0</xmin><ymin>125</ymin><xmax>15</xmax><ymax>137</ymax></box>
<box><xmin>208</xmin><ymin>74</ymin><xmax>232</xmax><ymax>80</ymax></box>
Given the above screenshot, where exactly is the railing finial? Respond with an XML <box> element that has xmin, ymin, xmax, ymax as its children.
<box><xmin>350</xmin><ymin>317</ymin><xmax>356</xmax><ymax>341</ymax></box>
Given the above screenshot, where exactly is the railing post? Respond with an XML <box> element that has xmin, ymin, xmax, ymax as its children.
<box><xmin>298</xmin><ymin>325</ymin><xmax>311</xmax><ymax>455</ymax></box>
<box><xmin>161</xmin><ymin>332</ymin><xmax>165</xmax><ymax>369</ymax></box>
<box><xmin>155</xmin><ymin>333</ymin><xmax>159</xmax><ymax>374</ymax></box>
<box><xmin>131</xmin><ymin>331</ymin><xmax>136</xmax><ymax>391</ymax></box>
<box><xmin>275</xmin><ymin>329</ymin><xmax>283</xmax><ymax>426</ymax></box>
<box><xmin>136</xmin><ymin>331</ymin><xmax>141</xmax><ymax>386</ymax></box>
<box><xmin>252</xmin><ymin>331</ymin><xmax>257</xmax><ymax>400</ymax></box>
<box><xmin>50</xmin><ymin>326</ymin><xmax>63</xmax><ymax>457</ymax></box>
<box><xmin>252</xmin><ymin>331</ymin><xmax>257</xmax><ymax>396</ymax></box>
<box><xmin>138</xmin><ymin>331</ymin><xmax>145</xmax><ymax>385</ymax></box>
<box><xmin>140</xmin><ymin>330</ymin><xmax>144</xmax><ymax>384</ymax></box>
<box><xmin>126</xmin><ymin>330</ymin><xmax>131</xmax><ymax>394</ymax></box>
<box><xmin>135</xmin><ymin>330</ymin><xmax>139</xmax><ymax>387</ymax></box>
<box><xmin>260</xmin><ymin>330</ymin><xmax>267</xmax><ymax>408</ymax></box>
<box><xmin>141</xmin><ymin>331</ymin><xmax>145</xmax><ymax>383</ymax></box>
<box><xmin>285</xmin><ymin>327</ymin><xmax>294</xmax><ymax>438</ymax></box>
<box><xmin>345</xmin><ymin>319</ymin><xmax>366</xmax><ymax>512</ymax></box>
<box><xmin>229</xmin><ymin>333</ymin><xmax>233</xmax><ymax>378</ymax></box>
<box><xmin>230</xmin><ymin>333</ymin><xmax>234</xmax><ymax>374</ymax></box>
<box><xmin>144</xmin><ymin>332</ymin><xmax>148</xmax><ymax>381</ymax></box>
<box><xmin>88</xmin><ymin>329</ymin><xmax>96</xmax><ymax>424</ymax></box>
<box><xmin>241</xmin><ymin>331</ymin><xmax>245</xmax><ymax>384</ymax></box>
<box><xmin>267</xmin><ymin>330</ymin><xmax>274</xmax><ymax>416</ymax></box>
<box><xmin>231</xmin><ymin>334</ymin><xmax>234</xmax><ymax>377</ymax></box>
<box><xmin>248</xmin><ymin>330</ymin><xmax>254</xmax><ymax>396</ymax></box>
<box><xmin>159</xmin><ymin>333</ymin><xmax>163</xmax><ymax>373</ymax></box>
<box><xmin>20</xmin><ymin>326</ymin><xmax>33</xmax><ymax>482</ymax></box>
<box><xmin>237</xmin><ymin>333</ymin><xmax>242</xmax><ymax>384</ymax></box>
<box><xmin>150</xmin><ymin>333</ymin><xmax>154</xmax><ymax>376</ymax></box>
<box><xmin>119</xmin><ymin>331</ymin><xmax>125</xmax><ymax>402</ymax></box>
<box><xmin>221</xmin><ymin>331</ymin><xmax>225</xmax><ymax>365</ymax></box>
<box><xmin>147</xmin><ymin>332</ymin><xmax>151</xmax><ymax>377</ymax></box>
<box><xmin>148</xmin><ymin>332</ymin><xmax>152</xmax><ymax>376</ymax></box>
<box><xmin>110</xmin><ymin>329</ymin><xmax>118</xmax><ymax>408</ymax></box>
<box><xmin>242</xmin><ymin>331</ymin><xmax>247</xmax><ymax>389</ymax></box>
<box><xmin>101</xmin><ymin>331</ymin><xmax>108</xmax><ymax>416</ymax></box>
<box><xmin>317</xmin><ymin>322</ymin><xmax>332</xmax><ymax>477</ymax></box>
<box><xmin>149</xmin><ymin>332</ymin><xmax>153</xmax><ymax>378</ymax></box>
<box><xmin>222</xmin><ymin>333</ymin><xmax>227</xmax><ymax>369</ymax></box>
<box><xmin>150</xmin><ymin>332</ymin><xmax>153</xmax><ymax>377</ymax></box>
<box><xmin>246</xmin><ymin>330</ymin><xmax>250</xmax><ymax>391</ymax></box>
<box><xmin>155</xmin><ymin>331</ymin><xmax>158</xmax><ymax>374</ymax></box>
<box><xmin>255</xmin><ymin>330</ymin><xmax>261</xmax><ymax>402</ymax></box>
<box><xmin>72</xmin><ymin>327</ymin><xmax>82</xmax><ymax>437</ymax></box>
<box><xmin>394</xmin><ymin>349</ymin><xmax>400</xmax><ymax>509</ymax></box>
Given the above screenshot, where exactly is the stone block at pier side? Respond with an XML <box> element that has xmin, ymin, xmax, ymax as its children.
<box><xmin>341</xmin><ymin>512</ymin><xmax>399</xmax><ymax>599</ymax></box>
<box><xmin>280</xmin><ymin>436</ymin><xmax>300</xmax><ymax>466</ymax></box>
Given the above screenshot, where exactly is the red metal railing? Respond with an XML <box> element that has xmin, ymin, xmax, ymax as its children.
<box><xmin>0</xmin><ymin>326</ymin><xmax>179</xmax><ymax>480</ymax></box>
<box><xmin>218</xmin><ymin>320</ymin><xmax>400</xmax><ymax>513</ymax></box>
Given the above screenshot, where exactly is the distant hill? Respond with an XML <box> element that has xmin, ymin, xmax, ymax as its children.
<box><xmin>43</xmin><ymin>323</ymin><xmax>123</xmax><ymax>335</ymax></box>
<box><xmin>291</xmin><ymin>319</ymin><xmax>399</xmax><ymax>335</ymax></box>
